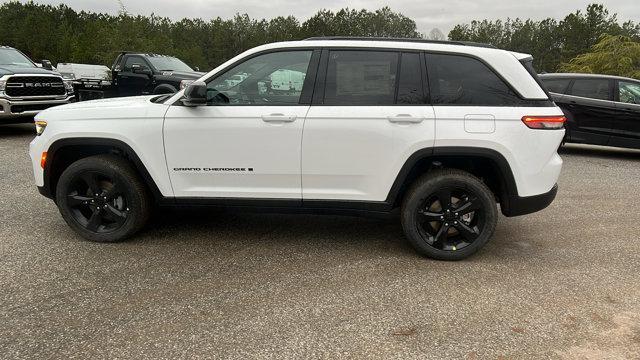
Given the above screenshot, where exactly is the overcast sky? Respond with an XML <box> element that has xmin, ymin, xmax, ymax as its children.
<box><xmin>6</xmin><ymin>0</ymin><xmax>640</xmax><ymax>35</ymax></box>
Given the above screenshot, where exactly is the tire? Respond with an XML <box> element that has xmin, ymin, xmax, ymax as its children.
<box><xmin>55</xmin><ymin>154</ymin><xmax>152</xmax><ymax>242</ymax></box>
<box><xmin>401</xmin><ymin>169</ymin><xmax>498</xmax><ymax>260</ymax></box>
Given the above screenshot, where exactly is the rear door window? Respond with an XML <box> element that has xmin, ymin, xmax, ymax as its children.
<box><xmin>542</xmin><ymin>78</ymin><xmax>571</xmax><ymax>94</ymax></box>
<box><xmin>323</xmin><ymin>50</ymin><xmax>399</xmax><ymax>105</ymax></box>
<box><xmin>426</xmin><ymin>53</ymin><xmax>522</xmax><ymax>106</ymax></box>
<box><xmin>569</xmin><ymin>79</ymin><xmax>611</xmax><ymax>101</ymax></box>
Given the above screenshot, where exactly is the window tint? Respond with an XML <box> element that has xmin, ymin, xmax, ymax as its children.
<box><xmin>324</xmin><ymin>51</ymin><xmax>398</xmax><ymax>105</ymax></box>
<box><xmin>618</xmin><ymin>81</ymin><xmax>640</xmax><ymax>105</ymax></box>
<box><xmin>427</xmin><ymin>54</ymin><xmax>521</xmax><ymax>106</ymax></box>
<box><xmin>206</xmin><ymin>51</ymin><xmax>312</xmax><ymax>105</ymax></box>
<box><xmin>123</xmin><ymin>56</ymin><xmax>146</xmax><ymax>72</ymax></box>
<box><xmin>542</xmin><ymin>78</ymin><xmax>571</xmax><ymax>94</ymax></box>
<box><xmin>569</xmin><ymin>79</ymin><xmax>610</xmax><ymax>100</ymax></box>
<box><xmin>397</xmin><ymin>52</ymin><xmax>425</xmax><ymax>104</ymax></box>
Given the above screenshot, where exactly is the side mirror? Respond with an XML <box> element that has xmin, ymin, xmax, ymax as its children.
<box><xmin>132</xmin><ymin>64</ymin><xmax>151</xmax><ymax>75</ymax></box>
<box><xmin>183</xmin><ymin>81</ymin><xmax>207</xmax><ymax>106</ymax></box>
<box><xmin>194</xmin><ymin>66</ymin><xmax>200</xmax><ymax>72</ymax></box>
<box><xmin>41</xmin><ymin>60</ymin><xmax>53</xmax><ymax>70</ymax></box>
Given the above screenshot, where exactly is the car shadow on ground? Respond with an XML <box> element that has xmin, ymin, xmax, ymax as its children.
<box><xmin>0</xmin><ymin>123</ymin><xmax>35</xmax><ymax>137</ymax></box>
<box><xmin>559</xmin><ymin>143</ymin><xmax>640</xmax><ymax>160</ymax></box>
<box><xmin>131</xmin><ymin>207</ymin><xmax>530</xmax><ymax>262</ymax></box>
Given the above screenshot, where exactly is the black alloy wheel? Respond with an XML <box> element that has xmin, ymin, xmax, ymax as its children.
<box><xmin>65</xmin><ymin>171</ymin><xmax>129</xmax><ymax>233</ymax></box>
<box><xmin>55</xmin><ymin>154</ymin><xmax>151</xmax><ymax>242</ymax></box>
<box><xmin>416</xmin><ymin>187</ymin><xmax>484</xmax><ymax>252</ymax></box>
<box><xmin>401</xmin><ymin>169</ymin><xmax>497</xmax><ymax>260</ymax></box>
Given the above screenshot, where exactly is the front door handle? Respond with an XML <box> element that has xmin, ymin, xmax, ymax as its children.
<box><xmin>387</xmin><ymin>114</ymin><xmax>423</xmax><ymax>123</ymax></box>
<box><xmin>261</xmin><ymin>114</ymin><xmax>297</xmax><ymax>123</ymax></box>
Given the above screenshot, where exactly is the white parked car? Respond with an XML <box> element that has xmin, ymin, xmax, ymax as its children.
<box><xmin>29</xmin><ymin>37</ymin><xmax>565</xmax><ymax>260</ymax></box>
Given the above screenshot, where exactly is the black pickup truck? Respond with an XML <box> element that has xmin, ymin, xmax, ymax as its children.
<box><xmin>73</xmin><ymin>52</ymin><xmax>204</xmax><ymax>100</ymax></box>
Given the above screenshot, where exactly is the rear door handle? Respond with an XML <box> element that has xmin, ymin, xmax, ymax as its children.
<box><xmin>261</xmin><ymin>114</ymin><xmax>297</xmax><ymax>123</ymax></box>
<box><xmin>387</xmin><ymin>114</ymin><xmax>423</xmax><ymax>123</ymax></box>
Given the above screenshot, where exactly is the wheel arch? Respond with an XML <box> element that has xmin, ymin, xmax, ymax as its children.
<box><xmin>386</xmin><ymin>147</ymin><xmax>519</xmax><ymax>215</ymax></box>
<box><xmin>42</xmin><ymin>138</ymin><xmax>164</xmax><ymax>204</ymax></box>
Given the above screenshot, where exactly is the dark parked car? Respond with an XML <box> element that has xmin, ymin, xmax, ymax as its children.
<box><xmin>540</xmin><ymin>73</ymin><xmax>640</xmax><ymax>149</ymax></box>
<box><xmin>110</xmin><ymin>52</ymin><xmax>204</xmax><ymax>97</ymax></box>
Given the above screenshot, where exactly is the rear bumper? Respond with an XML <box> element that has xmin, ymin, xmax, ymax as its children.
<box><xmin>501</xmin><ymin>184</ymin><xmax>558</xmax><ymax>217</ymax></box>
<box><xmin>0</xmin><ymin>95</ymin><xmax>74</xmax><ymax>120</ymax></box>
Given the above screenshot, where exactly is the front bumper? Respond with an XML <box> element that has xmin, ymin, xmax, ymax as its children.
<box><xmin>0</xmin><ymin>95</ymin><xmax>74</xmax><ymax>121</ymax></box>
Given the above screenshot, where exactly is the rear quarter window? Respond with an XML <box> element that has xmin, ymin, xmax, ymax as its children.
<box><xmin>426</xmin><ymin>53</ymin><xmax>522</xmax><ymax>106</ymax></box>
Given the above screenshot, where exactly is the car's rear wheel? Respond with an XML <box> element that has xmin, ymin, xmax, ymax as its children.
<box><xmin>55</xmin><ymin>154</ymin><xmax>151</xmax><ymax>242</ymax></box>
<box><xmin>401</xmin><ymin>169</ymin><xmax>497</xmax><ymax>260</ymax></box>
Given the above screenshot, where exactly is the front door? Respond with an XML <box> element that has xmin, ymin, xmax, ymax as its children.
<box><xmin>118</xmin><ymin>55</ymin><xmax>151</xmax><ymax>96</ymax></box>
<box><xmin>163</xmin><ymin>50</ymin><xmax>316</xmax><ymax>200</ymax></box>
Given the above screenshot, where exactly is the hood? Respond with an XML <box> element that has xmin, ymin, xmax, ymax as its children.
<box><xmin>0</xmin><ymin>64</ymin><xmax>61</xmax><ymax>77</ymax></box>
<box><xmin>36</xmin><ymin>95</ymin><xmax>165</xmax><ymax>122</ymax></box>
<box><xmin>157</xmin><ymin>70</ymin><xmax>205</xmax><ymax>80</ymax></box>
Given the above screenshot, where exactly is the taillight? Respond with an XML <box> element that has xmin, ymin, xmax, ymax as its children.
<box><xmin>521</xmin><ymin>115</ymin><xmax>566</xmax><ymax>129</ymax></box>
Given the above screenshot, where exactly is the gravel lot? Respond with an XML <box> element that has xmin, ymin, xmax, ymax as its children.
<box><xmin>1</xmin><ymin>123</ymin><xmax>639</xmax><ymax>359</ymax></box>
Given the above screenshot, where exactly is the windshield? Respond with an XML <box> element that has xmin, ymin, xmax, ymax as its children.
<box><xmin>0</xmin><ymin>48</ymin><xmax>35</xmax><ymax>67</ymax></box>
<box><xmin>146</xmin><ymin>56</ymin><xmax>193</xmax><ymax>72</ymax></box>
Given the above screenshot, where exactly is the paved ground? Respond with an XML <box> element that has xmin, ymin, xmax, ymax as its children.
<box><xmin>1</xmin><ymin>123</ymin><xmax>639</xmax><ymax>359</ymax></box>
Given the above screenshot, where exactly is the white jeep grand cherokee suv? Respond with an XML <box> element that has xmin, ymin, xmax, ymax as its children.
<box><xmin>29</xmin><ymin>38</ymin><xmax>565</xmax><ymax>260</ymax></box>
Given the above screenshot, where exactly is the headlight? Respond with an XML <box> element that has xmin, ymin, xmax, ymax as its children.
<box><xmin>63</xmin><ymin>79</ymin><xmax>74</xmax><ymax>94</ymax></box>
<box><xmin>0</xmin><ymin>79</ymin><xmax>6</xmax><ymax>91</ymax></box>
<box><xmin>35</xmin><ymin>120</ymin><xmax>47</xmax><ymax>136</ymax></box>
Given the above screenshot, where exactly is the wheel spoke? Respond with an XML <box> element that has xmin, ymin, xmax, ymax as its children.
<box><xmin>103</xmin><ymin>183</ymin><xmax>121</xmax><ymax>201</ymax></box>
<box><xmin>418</xmin><ymin>210</ymin><xmax>443</xmax><ymax>222</ymax></box>
<box><xmin>455</xmin><ymin>197</ymin><xmax>481</xmax><ymax>215</ymax></box>
<box><xmin>434</xmin><ymin>223</ymin><xmax>450</xmax><ymax>244</ymax></box>
<box><xmin>67</xmin><ymin>194</ymin><xmax>92</xmax><ymax>207</ymax></box>
<box><xmin>81</xmin><ymin>173</ymin><xmax>101</xmax><ymax>195</ymax></box>
<box><xmin>86</xmin><ymin>211</ymin><xmax>102</xmax><ymax>232</ymax></box>
<box><xmin>436</xmin><ymin>189</ymin><xmax>452</xmax><ymax>208</ymax></box>
<box><xmin>454</xmin><ymin>222</ymin><xmax>479</xmax><ymax>241</ymax></box>
<box><xmin>103</xmin><ymin>204</ymin><xmax>127</xmax><ymax>222</ymax></box>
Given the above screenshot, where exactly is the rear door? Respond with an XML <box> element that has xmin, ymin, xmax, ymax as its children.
<box><xmin>611</xmin><ymin>79</ymin><xmax>640</xmax><ymax>149</ymax></box>
<box><xmin>562</xmin><ymin>77</ymin><xmax>616</xmax><ymax>146</ymax></box>
<box><xmin>301</xmin><ymin>49</ymin><xmax>434</xmax><ymax>204</ymax></box>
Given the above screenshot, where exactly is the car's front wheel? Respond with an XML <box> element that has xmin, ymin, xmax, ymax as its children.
<box><xmin>55</xmin><ymin>154</ymin><xmax>151</xmax><ymax>242</ymax></box>
<box><xmin>401</xmin><ymin>169</ymin><xmax>498</xmax><ymax>260</ymax></box>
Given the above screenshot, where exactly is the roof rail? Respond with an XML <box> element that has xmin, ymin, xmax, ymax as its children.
<box><xmin>303</xmin><ymin>37</ymin><xmax>496</xmax><ymax>49</ymax></box>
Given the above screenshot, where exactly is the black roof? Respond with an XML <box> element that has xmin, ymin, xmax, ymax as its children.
<box><xmin>303</xmin><ymin>37</ymin><xmax>496</xmax><ymax>49</ymax></box>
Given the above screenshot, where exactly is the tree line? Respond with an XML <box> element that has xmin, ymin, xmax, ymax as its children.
<box><xmin>0</xmin><ymin>2</ymin><xmax>638</xmax><ymax>77</ymax></box>
<box><xmin>0</xmin><ymin>2</ymin><xmax>418</xmax><ymax>70</ymax></box>
<box><xmin>449</xmin><ymin>4</ymin><xmax>640</xmax><ymax>74</ymax></box>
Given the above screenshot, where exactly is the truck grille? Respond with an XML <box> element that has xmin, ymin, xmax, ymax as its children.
<box><xmin>5</xmin><ymin>76</ymin><xmax>66</xmax><ymax>97</ymax></box>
